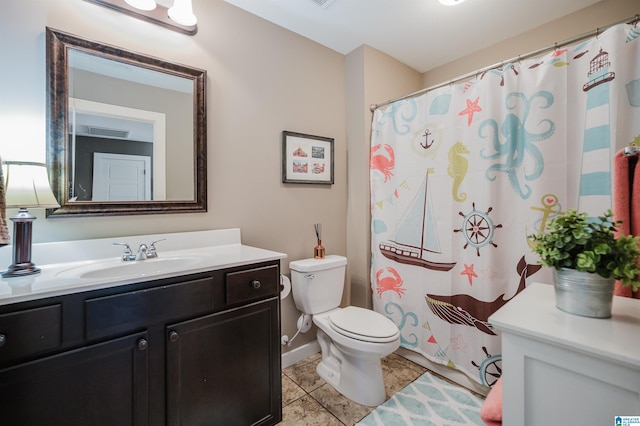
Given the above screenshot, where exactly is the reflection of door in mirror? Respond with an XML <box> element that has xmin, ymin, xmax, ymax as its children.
<box><xmin>69</xmin><ymin>98</ymin><xmax>167</xmax><ymax>201</ymax></box>
<box><xmin>68</xmin><ymin>49</ymin><xmax>194</xmax><ymax>201</ymax></box>
<box><xmin>92</xmin><ymin>153</ymin><xmax>151</xmax><ymax>201</ymax></box>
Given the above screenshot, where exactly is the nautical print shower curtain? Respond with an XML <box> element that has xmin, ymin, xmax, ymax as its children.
<box><xmin>370</xmin><ymin>22</ymin><xmax>640</xmax><ymax>387</ymax></box>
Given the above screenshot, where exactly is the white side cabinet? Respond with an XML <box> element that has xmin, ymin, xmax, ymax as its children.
<box><xmin>489</xmin><ymin>283</ymin><xmax>640</xmax><ymax>426</ymax></box>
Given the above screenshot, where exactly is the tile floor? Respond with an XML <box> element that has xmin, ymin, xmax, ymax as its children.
<box><xmin>279</xmin><ymin>352</ymin><xmax>434</xmax><ymax>425</ymax></box>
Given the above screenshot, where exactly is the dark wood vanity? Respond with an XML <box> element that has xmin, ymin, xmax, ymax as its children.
<box><xmin>0</xmin><ymin>259</ymin><xmax>282</xmax><ymax>426</ymax></box>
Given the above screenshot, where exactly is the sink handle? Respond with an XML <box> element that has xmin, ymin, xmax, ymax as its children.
<box><xmin>113</xmin><ymin>242</ymin><xmax>135</xmax><ymax>261</ymax></box>
<box><xmin>147</xmin><ymin>238</ymin><xmax>166</xmax><ymax>259</ymax></box>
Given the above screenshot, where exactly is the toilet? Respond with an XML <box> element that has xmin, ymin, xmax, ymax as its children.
<box><xmin>289</xmin><ymin>255</ymin><xmax>400</xmax><ymax>406</ymax></box>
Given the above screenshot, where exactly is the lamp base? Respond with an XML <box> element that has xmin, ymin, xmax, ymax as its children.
<box><xmin>2</xmin><ymin>208</ymin><xmax>41</xmax><ymax>279</ymax></box>
<box><xmin>2</xmin><ymin>263</ymin><xmax>41</xmax><ymax>278</ymax></box>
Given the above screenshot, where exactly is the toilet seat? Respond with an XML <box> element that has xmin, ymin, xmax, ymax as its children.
<box><xmin>328</xmin><ymin>306</ymin><xmax>399</xmax><ymax>343</ymax></box>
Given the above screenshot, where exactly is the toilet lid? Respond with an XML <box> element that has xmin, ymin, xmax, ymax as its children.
<box><xmin>328</xmin><ymin>306</ymin><xmax>399</xmax><ymax>343</ymax></box>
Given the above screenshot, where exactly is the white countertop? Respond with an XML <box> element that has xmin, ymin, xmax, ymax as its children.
<box><xmin>489</xmin><ymin>283</ymin><xmax>640</xmax><ymax>369</ymax></box>
<box><xmin>0</xmin><ymin>228</ymin><xmax>286</xmax><ymax>306</ymax></box>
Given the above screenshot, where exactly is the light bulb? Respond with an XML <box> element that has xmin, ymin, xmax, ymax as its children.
<box><xmin>168</xmin><ymin>0</ymin><xmax>197</xmax><ymax>26</ymax></box>
<box><xmin>124</xmin><ymin>0</ymin><xmax>157</xmax><ymax>11</ymax></box>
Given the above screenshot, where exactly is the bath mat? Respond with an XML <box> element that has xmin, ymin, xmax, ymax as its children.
<box><xmin>357</xmin><ymin>371</ymin><xmax>485</xmax><ymax>426</ymax></box>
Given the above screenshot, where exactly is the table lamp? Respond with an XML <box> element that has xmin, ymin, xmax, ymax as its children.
<box><xmin>2</xmin><ymin>161</ymin><xmax>60</xmax><ymax>278</ymax></box>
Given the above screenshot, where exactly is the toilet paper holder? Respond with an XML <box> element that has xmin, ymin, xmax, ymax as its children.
<box><xmin>280</xmin><ymin>274</ymin><xmax>291</xmax><ymax>300</ymax></box>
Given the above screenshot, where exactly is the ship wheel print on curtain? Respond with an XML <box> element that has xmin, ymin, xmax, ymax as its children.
<box><xmin>454</xmin><ymin>202</ymin><xmax>502</xmax><ymax>256</ymax></box>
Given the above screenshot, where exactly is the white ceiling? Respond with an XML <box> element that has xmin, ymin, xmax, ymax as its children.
<box><xmin>223</xmin><ymin>0</ymin><xmax>602</xmax><ymax>73</ymax></box>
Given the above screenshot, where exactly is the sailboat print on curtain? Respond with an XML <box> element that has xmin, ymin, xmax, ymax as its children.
<box><xmin>379</xmin><ymin>169</ymin><xmax>456</xmax><ymax>271</ymax></box>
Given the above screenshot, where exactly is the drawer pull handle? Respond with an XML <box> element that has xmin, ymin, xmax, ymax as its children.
<box><xmin>137</xmin><ymin>338</ymin><xmax>148</xmax><ymax>351</ymax></box>
<box><xmin>251</xmin><ymin>280</ymin><xmax>261</xmax><ymax>289</ymax></box>
<box><xmin>0</xmin><ymin>334</ymin><xmax>5</xmax><ymax>348</ymax></box>
<box><xmin>169</xmin><ymin>331</ymin><xmax>179</xmax><ymax>343</ymax></box>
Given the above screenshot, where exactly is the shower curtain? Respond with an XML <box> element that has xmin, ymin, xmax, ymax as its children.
<box><xmin>370</xmin><ymin>22</ymin><xmax>640</xmax><ymax>387</ymax></box>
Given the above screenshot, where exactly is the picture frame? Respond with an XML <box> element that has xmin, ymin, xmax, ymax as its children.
<box><xmin>282</xmin><ymin>131</ymin><xmax>334</xmax><ymax>184</ymax></box>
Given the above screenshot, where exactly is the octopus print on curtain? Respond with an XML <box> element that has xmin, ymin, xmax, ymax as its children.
<box><xmin>370</xmin><ymin>23</ymin><xmax>640</xmax><ymax>387</ymax></box>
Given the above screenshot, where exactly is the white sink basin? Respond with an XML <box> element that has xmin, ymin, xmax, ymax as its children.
<box><xmin>55</xmin><ymin>256</ymin><xmax>203</xmax><ymax>280</ymax></box>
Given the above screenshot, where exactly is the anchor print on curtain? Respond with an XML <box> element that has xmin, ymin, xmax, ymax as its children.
<box><xmin>370</xmin><ymin>23</ymin><xmax>640</xmax><ymax>387</ymax></box>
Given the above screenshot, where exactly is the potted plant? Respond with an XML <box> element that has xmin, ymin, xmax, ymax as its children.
<box><xmin>529</xmin><ymin>209</ymin><xmax>640</xmax><ymax>318</ymax></box>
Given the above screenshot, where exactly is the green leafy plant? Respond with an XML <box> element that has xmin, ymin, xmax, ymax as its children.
<box><xmin>529</xmin><ymin>209</ymin><xmax>640</xmax><ymax>291</ymax></box>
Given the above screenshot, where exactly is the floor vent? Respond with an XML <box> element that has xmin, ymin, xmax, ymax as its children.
<box><xmin>309</xmin><ymin>0</ymin><xmax>336</xmax><ymax>9</ymax></box>
<box><xmin>87</xmin><ymin>126</ymin><xmax>130</xmax><ymax>139</ymax></box>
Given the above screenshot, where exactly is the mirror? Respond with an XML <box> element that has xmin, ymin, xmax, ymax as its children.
<box><xmin>46</xmin><ymin>27</ymin><xmax>207</xmax><ymax>217</ymax></box>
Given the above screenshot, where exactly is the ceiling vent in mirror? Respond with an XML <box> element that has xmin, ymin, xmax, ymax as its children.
<box><xmin>87</xmin><ymin>126</ymin><xmax>131</xmax><ymax>139</ymax></box>
<box><xmin>309</xmin><ymin>0</ymin><xmax>337</xmax><ymax>9</ymax></box>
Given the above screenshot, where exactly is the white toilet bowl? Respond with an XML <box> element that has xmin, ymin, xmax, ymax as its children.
<box><xmin>312</xmin><ymin>306</ymin><xmax>400</xmax><ymax>406</ymax></box>
<box><xmin>289</xmin><ymin>255</ymin><xmax>401</xmax><ymax>406</ymax></box>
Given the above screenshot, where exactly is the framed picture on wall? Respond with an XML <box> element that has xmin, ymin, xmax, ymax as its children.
<box><xmin>282</xmin><ymin>131</ymin><xmax>334</xmax><ymax>184</ymax></box>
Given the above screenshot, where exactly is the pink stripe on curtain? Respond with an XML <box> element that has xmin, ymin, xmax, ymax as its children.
<box><xmin>612</xmin><ymin>149</ymin><xmax>640</xmax><ymax>298</ymax></box>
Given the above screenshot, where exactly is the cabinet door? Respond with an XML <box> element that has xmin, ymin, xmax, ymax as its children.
<box><xmin>167</xmin><ymin>298</ymin><xmax>281</xmax><ymax>426</ymax></box>
<box><xmin>0</xmin><ymin>332</ymin><xmax>149</xmax><ymax>426</ymax></box>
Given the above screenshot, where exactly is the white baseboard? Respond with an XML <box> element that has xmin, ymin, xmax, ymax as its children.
<box><xmin>281</xmin><ymin>340</ymin><xmax>320</xmax><ymax>369</ymax></box>
<box><xmin>395</xmin><ymin>347</ymin><xmax>490</xmax><ymax>397</ymax></box>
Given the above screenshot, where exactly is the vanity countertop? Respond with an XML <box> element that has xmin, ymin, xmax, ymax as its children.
<box><xmin>0</xmin><ymin>228</ymin><xmax>286</xmax><ymax>306</ymax></box>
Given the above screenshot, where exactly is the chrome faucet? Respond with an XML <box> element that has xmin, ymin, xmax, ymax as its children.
<box><xmin>114</xmin><ymin>239</ymin><xmax>165</xmax><ymax>262</ymax></box>
<box><xmin>135</xmin><ymin>244</ymin><xmax>148</xmax><ymax>261</ymax></box>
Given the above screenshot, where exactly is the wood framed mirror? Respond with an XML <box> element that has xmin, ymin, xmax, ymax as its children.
<box><xmin>46</xmin><ymin>27</ymin><xmax>207</xmax><ymax>217</ymax></box>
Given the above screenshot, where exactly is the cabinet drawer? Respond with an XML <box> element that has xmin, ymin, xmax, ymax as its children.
<box><xmin>0</xmin><ymin>304</ymin><xmax>62</xmax><ymax>364</ymax></box>
<box><xmin>85</xmin><ymin>276</ymin><xmax>214</xmax><ymax>341</ymax></box>
<box><xmin>226</xmin><ymin>265</ymin><xmax>278</xmax><ymax>305</ymax></box>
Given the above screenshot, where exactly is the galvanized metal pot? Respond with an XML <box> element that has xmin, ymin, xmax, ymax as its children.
<box><xmin>553</xmin><ymin>268</ymin><xmax>615</xmax><ymax>318</ymax></box>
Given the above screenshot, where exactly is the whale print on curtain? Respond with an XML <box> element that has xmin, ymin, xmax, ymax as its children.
<box><xmin>370</xmin><ymin>23</ymin><xmax>640</xmax><ymax>387</ymax></box>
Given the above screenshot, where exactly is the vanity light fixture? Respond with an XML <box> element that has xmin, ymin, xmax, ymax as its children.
<box><xmin>168</xmin><ymin>0</ymin><xmax>197</xmax><ymax>26</ymax></box>
<box><xmin>124</xmin><ymin>0</ymin><xmax>157</xmax><ymax>11</ymax></box>
<box><xmin>83</xmin><ymin>0</ymin><xmax>198</xmax><ymax>35</ymax></box>
<box><xmin>2</xmin><ymin>162</ymin><xmax>60</xmax><ymax>278</ymax></box>
<box><xmin>439</xmin><ymin>0</ymin><xmax>465</xmax><ymax>5</ymax></box>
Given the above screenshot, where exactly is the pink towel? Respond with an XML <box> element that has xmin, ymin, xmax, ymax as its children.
<box><xmin>612</xmin><ymin>150</ymin><xmax>638</xmax><ymax>298</ymax></box>
<box><xmin>480</xmin><ymin>377</ymin><xmax>502</xmax><ymax>426</ymax></box>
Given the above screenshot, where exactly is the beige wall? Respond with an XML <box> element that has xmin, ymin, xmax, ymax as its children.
<box><xmin>423</xmin><ymin>0</ymin><xmax>638</xmax><ymax>88</ymax></box>
<box><xmin>349</xmin><ymin>0</ymin><xmax>638</xmax><ymax>311</ymax></box>
<box><xmin>0</xmin><ymin>0</ymin><xmax>346</xmax><ymax>354</ymax></box>
<box><xmin>1</xmin><ymin>0</ymin><xmax>637</xmax><ymax>355</ymax></box>
<box><xmin>345</xmin><ymin>46</ymin><xmax>423</xmax><ymax>308</ymax></box>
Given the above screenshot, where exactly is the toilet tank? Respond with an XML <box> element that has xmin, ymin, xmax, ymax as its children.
<box><xmin>289</xmin><ymin>255</ymin><xmax>347</xmax><ymax>314</ymax></box>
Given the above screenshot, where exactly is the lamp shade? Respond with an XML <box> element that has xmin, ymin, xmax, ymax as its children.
<box><xmin>3</xmin><ymin>162</ymin><xmax>60</xmax><ymax>209</ymax></box>
<box><xmin>168</xmin><ymin>0</ymin><xmax>197</xmax><ymax>26</ymax></box>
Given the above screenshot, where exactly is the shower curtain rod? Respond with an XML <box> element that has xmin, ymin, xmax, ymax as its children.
<box><xmin>370</xmin><ymin>14</ymin><xmax>640</xmax><ymax>112</ymax></box>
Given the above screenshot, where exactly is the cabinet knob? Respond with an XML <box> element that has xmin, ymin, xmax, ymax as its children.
<box><xmin>251</xmin><ymin>280</ymin><xmax>261</xmax><ymax>289</ymax></box>
<box><xmin>0</xmin><ymin>334</ymin><xmax>5</xmax><ymax>348</ymax></box>
<box><xmin>169</xmin><ymin>331</ymin><xmax>179</xmax><ymax>342</ymax></box>
<box><xmin>137</xmin><ymin>338</ymin><xmax>148</xmax><ymax>351</ymax></box>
